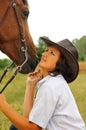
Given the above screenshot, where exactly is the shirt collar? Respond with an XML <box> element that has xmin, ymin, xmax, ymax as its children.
<box><xmin>37</xmin><ymin>75</ymin><xmax>51</xmax><ymax>89</ymax></box>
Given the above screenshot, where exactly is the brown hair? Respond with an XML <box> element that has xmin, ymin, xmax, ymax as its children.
<box><xmin>50</xmin><ymin>54</ymin><xmax>73</xmax><ymax>81</ymax></box>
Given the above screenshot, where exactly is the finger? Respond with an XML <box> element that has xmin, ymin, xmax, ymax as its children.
<box><xmin>29</xmin><ymin>71</ymin><xmax>40</xmax><ymax>77</ymax></box>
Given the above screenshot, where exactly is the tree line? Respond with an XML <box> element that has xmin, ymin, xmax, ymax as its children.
<box><xmin>0</xmin><ymin>35</ymin><xmax>86</xmax><ymax>69</ymax></box>
<box><xmin>72</xmin><ymin>36</ymin><xmax>86</xmax><ymax>61</ymax></box>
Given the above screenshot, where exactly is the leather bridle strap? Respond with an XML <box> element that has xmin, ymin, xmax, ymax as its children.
<box><xmin>12</xmin><ymin>0</ymin><xmax>26</xmax><ymax>47</ymax></box>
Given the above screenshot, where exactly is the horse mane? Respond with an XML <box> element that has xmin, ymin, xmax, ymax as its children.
<box><xmin>23</xmin><ymin>0</ymin><xmax>28</xmax><ymax>6</ymax></box>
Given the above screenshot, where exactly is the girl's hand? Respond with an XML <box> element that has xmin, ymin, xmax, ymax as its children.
<box><xmin>26</xmin><ymin>70</ymin><xmax>42</xmax><ymax>87</ymax></box>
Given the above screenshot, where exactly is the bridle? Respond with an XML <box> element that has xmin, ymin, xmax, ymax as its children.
<box><xmin>0</xmin><ymin>0</ymin><xmax>29</xmax><ymax>93</ymax></box>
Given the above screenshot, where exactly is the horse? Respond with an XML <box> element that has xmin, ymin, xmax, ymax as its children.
<box><xmin>0</xmin><ymin>0</ymin><xmax>37</xmax><ymax>74</ymax></box>
<box><xmin>0</xmin><ymin>0</ymin><xmax>38</xmax><ymax>93</ymax></box>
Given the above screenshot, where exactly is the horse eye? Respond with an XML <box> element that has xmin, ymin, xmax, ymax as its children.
<box><xmin>23</xmin><ymin>10</ymin><xmax>29</xmax><ymax>18</ymax></box>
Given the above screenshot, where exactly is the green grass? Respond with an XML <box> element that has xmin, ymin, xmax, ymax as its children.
<box><xmin>70</xmin><ymin>72</ymin><xmax>86</xmax><ymax>123</ymax></box>
<box><xmin>0</xmin><ymin>69</ymin><xmax>27</xmax><ymax>130</ymax></box>
<box><xmin>0</xmin><ymin>69</ymin><xmax>86</xmax><ymax>129</ymax></box>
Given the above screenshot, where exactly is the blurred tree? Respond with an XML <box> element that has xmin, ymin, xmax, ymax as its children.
<box><xmin>72</xmin><ymin>36</ymin><xmax>86</xmax><ymax>61</ymax></box>
<box><xmin>0</xmin><ymin>59</ymin><xmax>12</xmax><ymax>69</ymax></box>
<box><xmin>36</xmin><ymin>36</ymin><xmax>48</xmax><ymax>62</ymax></box>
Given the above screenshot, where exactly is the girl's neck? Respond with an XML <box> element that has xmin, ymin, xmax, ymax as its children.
<box><xmin>35</xmin><ymin>64</ymin><xmax>49</xmax><ymax>78</ymax></box>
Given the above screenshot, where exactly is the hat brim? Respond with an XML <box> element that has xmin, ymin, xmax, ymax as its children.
<box><xmin>40</xmin><ymin>37</ymin><xmax>79</xmax><ymax>83</ymax></box>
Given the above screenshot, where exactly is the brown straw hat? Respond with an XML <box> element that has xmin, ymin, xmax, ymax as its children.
<box><xmin>40</xmin><ymin>37</ymin><xmax>79</xmax><ymax>83</ymax></box>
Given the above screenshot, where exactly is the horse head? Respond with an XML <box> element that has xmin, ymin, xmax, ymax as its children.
<box><xmin>0</xmin><ymin>0</ymin><xmax>37</xmax><ymax>74</ymax></box>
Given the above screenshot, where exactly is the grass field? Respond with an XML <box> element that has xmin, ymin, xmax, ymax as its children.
<box><xmin>0</xmin><ymin>62</ymin><xmax>86</xmax><ymax>130</ymax></box>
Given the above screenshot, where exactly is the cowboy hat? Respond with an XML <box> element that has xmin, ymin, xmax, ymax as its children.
<box><xmin>40</xmin><ymin>37</ymin><xmax>79</xmax><ymax>83</ymax></box>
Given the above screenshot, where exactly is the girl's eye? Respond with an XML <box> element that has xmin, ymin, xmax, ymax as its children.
<box><xmin>45</xmin><ymin>48</ymin><xmax>55</xmax><ymax>56</ymax></box>
<box><xmin>50</xmin><ymin>51</ymin><xmax>55</xmax><ymax>56</ymax></box>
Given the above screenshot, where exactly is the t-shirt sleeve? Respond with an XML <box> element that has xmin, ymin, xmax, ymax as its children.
<box><xmin>29</xmin><ymin>84</ymin><xmax>57</xmax><ymax>129</ymax></box>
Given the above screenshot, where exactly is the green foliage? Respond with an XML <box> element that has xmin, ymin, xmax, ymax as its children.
<box><xmin>36</xmin><ymin>36</ymin><xmax>47</xmax><ymax>62</ymax></box>
<box><xmin>0</xmin><ymin>59</ymin><xmax>12</xmax><ymax>69</ymax></box>
<box><xmin>72</xmin><ymin>36</ymin><xmax>86</xmax><ymax>61</ymax></box>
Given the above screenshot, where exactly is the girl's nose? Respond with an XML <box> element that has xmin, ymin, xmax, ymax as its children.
<box><xmin>42</xmin><ymin>51</ymin><xmax>48</xmax><ymax>57</ymax></box>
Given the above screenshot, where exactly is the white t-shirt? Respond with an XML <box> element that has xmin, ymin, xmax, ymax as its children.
<box><xmin>29</xmin><ymin>75</ymin><xmax>86</xmax><ymax>130</ymax></box>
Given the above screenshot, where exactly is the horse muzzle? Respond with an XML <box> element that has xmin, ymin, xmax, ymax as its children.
<box><xmin>19</xmin><ymin>56</ymin><xmax>38</xmax><ymax>74</ymax></box>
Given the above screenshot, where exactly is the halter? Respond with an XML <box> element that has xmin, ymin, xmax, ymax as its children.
<box><xmin>0</xmin><ymin>0</ymin><xmax>29</xmax><ymax>93</ymax></box>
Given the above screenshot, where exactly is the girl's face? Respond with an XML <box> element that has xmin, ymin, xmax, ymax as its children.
<box><xmin>39</xmin><ymin>46</ymin><xmax>61</xmax><ymax>73</ymax></box>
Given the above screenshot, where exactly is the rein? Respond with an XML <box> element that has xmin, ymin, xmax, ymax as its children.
<box><xmin>0</xmin><ymin>0</ymin><xmax>29</xmax><ymax>93</ymax></box>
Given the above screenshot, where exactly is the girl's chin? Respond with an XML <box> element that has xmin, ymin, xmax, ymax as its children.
<box><xmin>37</xmin><ymin>64</ymin><xmax>45</xmax><ymax>70</ymax></box>
<box><xmin>38</xmin><ymin>62</ymin><xmax>44</xmax><ymax>67</ymax></box>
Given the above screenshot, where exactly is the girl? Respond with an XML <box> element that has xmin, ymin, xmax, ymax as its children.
<box><xmin>0</xmin><ymin>37</ymin><xmax>86</xmax><ymax>130</ymax></box>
